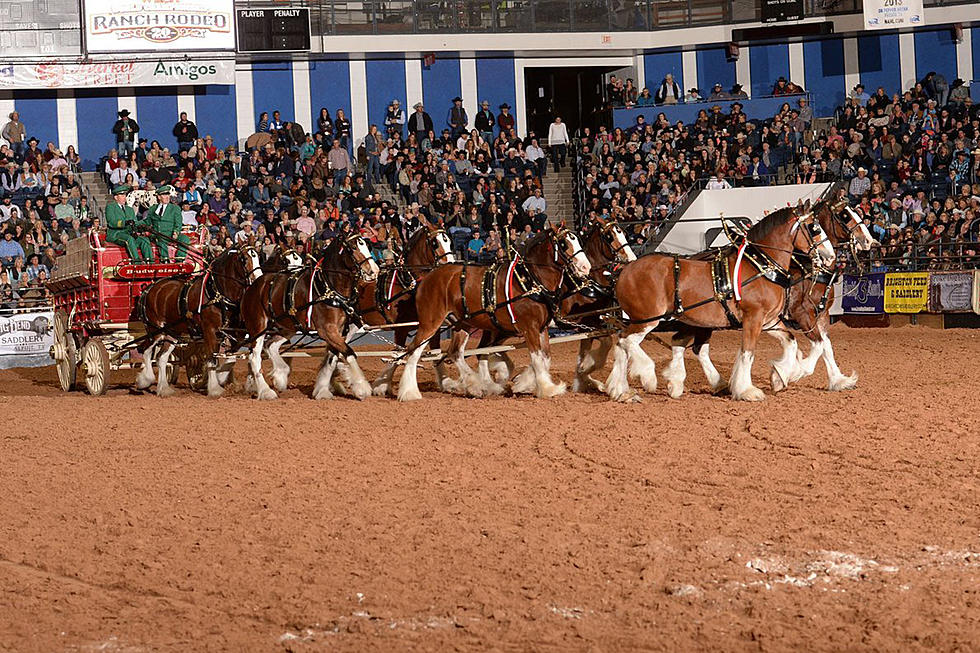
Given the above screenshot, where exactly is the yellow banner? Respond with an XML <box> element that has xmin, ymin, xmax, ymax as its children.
<box><xmin>884</xmin><ymin>272</ymin><xmax>930</xmax><ymax>313</ymax></box>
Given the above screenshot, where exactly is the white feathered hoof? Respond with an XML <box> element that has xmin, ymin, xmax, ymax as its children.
<box><xmin>207</xmin><ymin>386</ymin><xmax>225</xmax><ymax>399</ymax></box>
<box><xmin>732</xmin><ymin>385</ymin><xmax>766</xmax><ymax>402</ymax></box>
<box><xmin>510</xmin><ymin>368</ymin><xmax>536</xmax><ymax>394</ymax></box>
<box><xmin>312</xmin><ymin>386</ymin><xmax>334</xmax><ymax>400</ymax></box>
<box><xmin>157</xmin><ymin>385</ymin><xmax>176</xmax><ymax>398</ymax></box>
<box><xmin>535</xmin><ymin>380</ymin><xmax>566</xmax><ymax>399</ymax></box>
<box><xmin>666</xmin><ymin>380</ymin><xmax>685</xmax><ymax>399</ymax></box>
<box><xmin>351</xmin><ymin>380</ymin><xmax>372</xmax><ymax>401</ymax></box>
<box><xmin>256</xmin><ymin>387</ymin><xmax>278</xmax><ymax>401</ymax></box>
<box><xmin>828</xmin><ymin>372</ymin><xmax>858</xmax><ymax>392</ymax></box>
<box><xmin>372</xmin><ymin>381</ymin><xmax>391</xmax><ymax>397</ymax></box>
<box><xmin>243</xmin><ymin>375</ymin><xmax>256</xmax><ymax>394</ymax></box>
<box><xmin>397</xmin><ymin>385</ymin><xmax>422</xmax><ymax>402</ymax></box>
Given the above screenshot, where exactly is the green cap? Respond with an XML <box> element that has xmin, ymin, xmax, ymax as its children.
<box><xmin>155</xmin><ymin>184</ymin><xmax>174</xmax><ymax>195</ymax></box>
<box><xmin>112</xmin><ymin>184</ymin><xmax>132</xmax><ymax>195</ymax></box>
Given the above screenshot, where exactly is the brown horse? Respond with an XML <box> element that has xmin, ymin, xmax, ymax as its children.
<box><xmin>561</xmin><ymin>215</ymin><xmax>637</xmax><ymax>393</ymax></box>
<box><xmin>605</xmin><ymin>201</ymin><xmax>835</xmax><ymax>402</ymax></box>
<box><xmin>240</xmin><ymin>233</ymin><xmax>379</xmax><ymax>400</ymax></box>
<box><xmin>480</xmin><ymin>216</ymin><xmax>637</xmax><ymax>396</ymax></box>
<box><xmin>662</xmin><ymin>200</ymin><xmax>876</xmax><ymax>397</ymax></box>
<box><xmin>135</xmin><ymin>245</ymin><xmax>263</xmax><ymax>397</ymax></box>
<box><xmin>396</xmin><ymin>226</ymin><xmax>591</xmax><ymax>401</ymax></box>
<box><xmin>356</xmin><ymin>221</ymin><xmax>456</xmax><ymax>396</ymax></box>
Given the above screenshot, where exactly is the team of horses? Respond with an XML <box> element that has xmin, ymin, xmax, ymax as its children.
<box><xmin>132</xmin><ymin>190</ymin><xmax>875</xmax><ymax>402</ymax></box>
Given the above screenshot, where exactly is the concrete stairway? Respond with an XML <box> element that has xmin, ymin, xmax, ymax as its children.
<box><xmin>79</xmin><ymin>171</ymin><xmax>110</xmax><ymax>224</ymax></box>
<box><xmin>540</xmin><ymin>166</ymin><xmax>575</xmax><ymax>225</ymax></box>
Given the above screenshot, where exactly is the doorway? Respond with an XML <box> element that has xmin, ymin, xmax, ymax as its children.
<box><xmin>523</xmin><ymin>66</ymin><xmax>615</xmax><ymax>139</ymax></box>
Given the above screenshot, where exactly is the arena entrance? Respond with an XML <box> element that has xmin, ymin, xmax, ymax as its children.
<box><xmin>523</xmin><ymin>66</ymin><xmax>617</xmax><ymax>138</ymax></box>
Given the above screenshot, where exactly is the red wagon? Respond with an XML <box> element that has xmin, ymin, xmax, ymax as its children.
<box><xmin>47</xmin><ymin>229</ymin><xmax>207</xmax><ymax>395</ymax></box>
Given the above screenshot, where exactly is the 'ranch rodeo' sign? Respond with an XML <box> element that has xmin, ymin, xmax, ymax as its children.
<box><xmin>84</xmin><ymin>0</ymin><xmax>236</xmax><ymax>53</ymax></box>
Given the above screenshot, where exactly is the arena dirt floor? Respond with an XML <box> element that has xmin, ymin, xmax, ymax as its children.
<box><xmin>1</xmin><ymin>324</ymin><xmax>980</xmax><ymax>652</ymax></box>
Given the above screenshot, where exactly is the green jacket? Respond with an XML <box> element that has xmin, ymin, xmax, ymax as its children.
<box><xmin>105</xmin><ymin>201</ymin><xmax>138</xmax><ymax>231</ymax></box>
<box><xmin>147</xmin><ymin>202</ymin><xmax>182</xmax><ymax>236</ymax></box>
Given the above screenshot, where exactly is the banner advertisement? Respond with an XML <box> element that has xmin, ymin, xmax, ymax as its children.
<box><xmin>84</xmin><ymin>0</ymin><xmax>236</xmax><ymax>53</ymax></box>
<box><xmin>884</xmin><ymin>272</ymin><xmax>930</xmax><ymax>313</ymax></box>
<box><xmin>863</xmin><ymin>0</ymin><xmax>924</xmax><ymax>30</ymax></box>
<box><xmin>0</xmin><ymin>60</ymin><xmax>235</xmax><ymax>89</ymax></box>
<box><xmin>0</xmin><ymin>309</ymin><xmax>54</xmax><ymax>370</ymax></box>
<box><xmin>928</xmin><ymin>271</ymin><xmax>974</xmax><ymax>312</ymax></box>
<box><xmin>841</xmin><ymin>273</ymin><xmax>885</xmax><ymax>314</ymax></box>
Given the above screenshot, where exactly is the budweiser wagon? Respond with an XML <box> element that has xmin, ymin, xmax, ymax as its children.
<box><xmin>47</xmin><ymin>229</ymin><xmax>207</xmax><ymax>395</ymax></box>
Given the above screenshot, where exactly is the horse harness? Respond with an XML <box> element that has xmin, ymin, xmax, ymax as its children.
<box><xmin>454</xmin><ymin>257</ymin><xmax>555</xmax><ymax>331</ymax></box>
<box><xmin>279</xmin><ymin>258</ymin><xmax>362</xmax><ymax>332</ymax></box>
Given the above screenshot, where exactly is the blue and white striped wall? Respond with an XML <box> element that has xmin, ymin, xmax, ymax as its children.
<box><xmin>1</xmin><ymin>24</ymin><xmax>977</xmax><ymax>171</ymax></box>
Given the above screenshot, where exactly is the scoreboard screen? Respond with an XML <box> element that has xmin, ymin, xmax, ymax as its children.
<box><xmin>761</xmin><ymin>0</ymin><xmax>804</xmax><ymax>22</ymax></box>
<box><xmin>236</xmin><ymin>8</ymin><xmax>311</xmax><ymax>53</ymax></box>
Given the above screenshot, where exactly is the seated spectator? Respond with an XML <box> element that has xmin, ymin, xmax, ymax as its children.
<box><xmin>466</xmin><ymin>230</ymin><xmax>485</xmax><ymax>261</ymax></box>
<box><xmin>772</xmin><ymin>76</ymin><xmax>804</xmax><ymax>96</ymax></box>
<box><xmin>0</xmin><ymin>229</ymin><xmax>25</xmax><ymax>266</ymax></box>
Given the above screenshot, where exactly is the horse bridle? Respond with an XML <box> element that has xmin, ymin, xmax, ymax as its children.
<box><xmin>341</xmin><ymin>233</ymin><xmax>377</xmax><ymax>283</ymax></box>
<box><xmin>426</xmin><ymin>227</ymin><xmax>454</xmax><ymax>264</ymax></box>
<box><xmin>593</xmin><ymin>219</ymin><xmax>633</xmax><ymax>262</ymax></box>
<box><xmin>551</xmin><ymin>227</ymin><xmax>589</xmax><ymax>277</ymax></box>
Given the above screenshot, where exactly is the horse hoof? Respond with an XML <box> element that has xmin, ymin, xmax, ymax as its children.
<box><xmin>351</xmin><ymin>382</ymin><xmax>372</xmax><ymax>400</ymax></box>
<box><xmin>157</xmin><ymin>386</ymin><xmax>176</xmax><ymax>399</ymax></box>
<box><xmin>612</xmin><ymin>390</ymin><xmax>642</xmax><ymax>403</ymax></box>
<box><xmin>536</xmin><ymin>382</ymin><xmax>566</xmax><ymax>399</ymax></box>
<box><xmin>207</xmin><ymin>388</ymin><xmax>224</xmax><ymax>399</ymax></box>
<box><xmin>666</xmin><ymin>381</ymin><xmax>684</xmax><ymax>399</ymax></box>
<box><xmin>312</xmin><ymin>388</ymin><xmax>334</xmax><ymax>400</ymax></box>
<box><xmin>372</xmin><ymin>383</ymin><xmax>391</xmax><ymax>397</ymax></box>
<box><xmin>257</xmin><ymin>388</ymin><xmax>278</xmax><ymax>401</ymax></box>
<box><xmin>828</xmin><ymin>373</ymin><xmax>858</xmax><ymax>392</ymax></box>
<box><xmin>397</xmin><ymin>388</ymin><xmax>423</xmax><ymax>402</ymax></box>
<box><xmin>770</xmin><ymin>370</ymin><xmax>787</xmax><ymax>393</ymax></box>
<box><xmin>483</xmin><ymin>381</ymin><xmax>505</xmax><ymax>397</ymax></box>
<box><xmin>734</xmin><ymin>386</ymin><xmax>766</xmax><ymax>402</ymax></box>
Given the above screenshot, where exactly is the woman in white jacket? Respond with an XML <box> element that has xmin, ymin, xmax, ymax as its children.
<box><xmin>548</xmin><ymin>116</ymin><xmax>569</xmax><ymax>173</ymax></box>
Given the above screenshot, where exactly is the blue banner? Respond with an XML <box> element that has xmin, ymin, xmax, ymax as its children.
<box><xmin>841</xmin><ymin>273</ymin><xmax>885</xmax><ymax>314</ymax></box>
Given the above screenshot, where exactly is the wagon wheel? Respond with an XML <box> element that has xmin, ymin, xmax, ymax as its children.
<box><xmin>81</xmin><ymin>338</ymin><xmax>111</xmax><ymax>396</ymax></box>
<box><xmin>51</xmin><ymin>310</ymin><xmax>77</xmax><ymax>392</ymax></box>
<box><xmin>182</xmin><ymin>343</ymin><xmax>210</xmax><ymax>392</ymax></box>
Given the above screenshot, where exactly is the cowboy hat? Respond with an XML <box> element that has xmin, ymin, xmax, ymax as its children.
<box><xmin>499</xmin><ymin>103</ymin><xmax>511</xmax><ymax>109</ymax></box>
<box><xmin>118</xmin><ymin>109</ymin><xmax>131</xmax><ymax>117</ymax></box>
<box><xmin>391</xmin><ymin>99</ymin><xmax>400</xmax><ymax>105</ymax></box>
<box><xmin>413</xmin><ymin>102</ymin><xmax>424</xmax><ymax>109</ymax></box>
<box><xmin>452</xmin><ymin>96</ymin><xmax>463</xmax><ymax>102</ymax></box>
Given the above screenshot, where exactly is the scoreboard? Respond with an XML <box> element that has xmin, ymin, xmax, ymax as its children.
<box><xmin>236</xmin><ymin>8</ymin><xmax>312</xmax><ymax>53</ymax></box>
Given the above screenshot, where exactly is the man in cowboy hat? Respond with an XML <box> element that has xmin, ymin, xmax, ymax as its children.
<box><xmin>496</xmin><ymin>103</ymin><xmax>514</xmax><ymax>136</ymax></box>
<box><xmin>112</xmin><ymin>109</ymin><xmax>140</xmax><ymax>158</ymax></box>
<box><xmin>105</xmin><ymin>184</ymin><xmax>152</xmax><ymax>263</ymax></box>
<box><xmin>1</xmin><ymin>111</ymin><xmax>26</xmax><ymax>161</ymax></box>
<box><xmin>474</xmin><ymin>100</ymin><xmax>495</xmax><ymax>143</ymax></box>
<box><xmin>447</xmin><ymin>96</ymin><xmax>468</xmax><ymax>140</ymax></box>
<box><xmin>147</xmin><ymin>185</ymin><xmax>188</xmax><ymax>263</ymax></box>
<box><xmin>384</xmin><ymin>99</ymin><xmax>405</xmax><ymax>140</ymax></box>
<box><xmin>407</xmin><ymin>102</ymin><xmax>432</xmax><ymax>144</ymax></box>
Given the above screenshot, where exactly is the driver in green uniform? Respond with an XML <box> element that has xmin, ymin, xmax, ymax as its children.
<box><xmin>147</xmin><ymin>185</ymin><xmax>189</xmax><ymax>262</ymax></box>
<box><xmin>105</xmin><ymin>184</ymin><xmax>152</xmax><ymax>264</ymax></box>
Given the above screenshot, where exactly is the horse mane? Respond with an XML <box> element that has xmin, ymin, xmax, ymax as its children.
<box><xmin>745</xmin><ymin>206</ymin><xmax>798</xmax><ymax>241</ymax></box>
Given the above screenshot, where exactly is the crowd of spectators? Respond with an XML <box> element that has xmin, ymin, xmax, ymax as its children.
<box><xmin>0</xmin><ymin>110</ymin><xmax>85</xmax><ymax>307</ymax></box>
<box><xmin>88</xmin><ymin>98</ymin><xmax>573</xmax><ymax>265</ymax></box>
<box><xmin>577</xmin><ymin>71</ymin><xmax>980</xmax><ymax>267</ymax></box>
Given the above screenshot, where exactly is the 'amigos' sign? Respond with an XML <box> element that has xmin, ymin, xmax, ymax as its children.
<box><xmin>0</xmin><ymin>60</ymin><xmax>234</xmax><ymax>89</ymax></box>
<box><xmin>84</xmin><ymin>0</ymin><xmax>235</xmax><ymax>53</ymax></box>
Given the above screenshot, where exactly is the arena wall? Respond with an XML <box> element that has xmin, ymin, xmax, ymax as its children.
<box><xmin>1</xmin><ymin>18</ymin><xmax>978</xmax><ymax>169</ymax></box>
